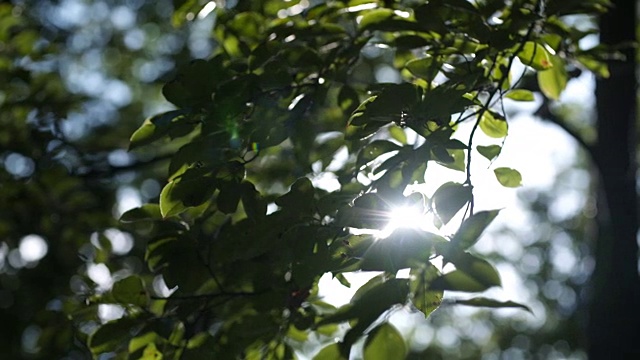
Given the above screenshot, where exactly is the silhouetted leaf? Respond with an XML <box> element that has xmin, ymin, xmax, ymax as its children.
<box><xmin>431</xmin><ymin>182</ymin><xmax>472</xmax><ymax>224</ymax></box>
<box><xmin>452</xmin><ymin>297</ymin><xmax>532</xmax><ymax>313</ymax></box>
<box><xmin>451</xmin><ymin>210</ymin><xmax>500</xmax><ymax>250</ymax></box>
<box><xmin>112</xmin><ymin>276</ymin><xmax>148</xmax><ymax>307</ymax></box>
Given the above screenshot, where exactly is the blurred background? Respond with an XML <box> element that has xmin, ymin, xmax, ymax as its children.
<box><xmin>0</xmin><ymin>0</ymin><xmax>624</xmax><ymax>359</ymax></box>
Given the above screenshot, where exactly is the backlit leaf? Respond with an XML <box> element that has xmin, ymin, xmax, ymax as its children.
<box><xmin>479</xmin><ymin>111</ymin><xmax>508</xmax><ymax>138</ymax></box>
<box><xmin>494</xmin><ymin>167</ymin><xmax>522</xmax><ymax>187</ymax></box>
<box><xmin>363</xmin><ymin>323</ymin><xmax>407</xmax><ymax>360</ymax></box>
<box><xmin>476</xmin><ymin>145</ymin><xmax>501</xmax><ymax>161</ymax></box>
<box><xmin>410</xmin><ymin>265</ymin><xmax>444</xmax><ymax>318</ymax></box>
<box><xmin>313</xmin><ymin>343</ymin><xmax>347</xmax><ymax>360</ymax></box>
<box><xmin>517</xmin><ymin>41</ymin><xmax>552</xmax><ymax>71</ymax></box>
<box><xmin>505</xmin><ymin>89</ymin><xmax>535</xmax><ymax>101</ymax></box>
<box><xmin>129</xmin><ymin>110</ymin><xmax>190</xmax><ymax>150</ymax></box>
<box><xmin>537</xmin><ymin>55</ymin><xmax>567</xmax><ymax>100</ymax></box>
<box><xmin>358</xmin><ymin>8</ymin><xmax>395</xmax><ymax>31</ymax></box>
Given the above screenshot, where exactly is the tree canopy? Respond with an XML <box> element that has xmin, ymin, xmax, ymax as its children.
<box><xmin>1</xmin><ymin>0</ymin><xmax>626</xmax><ymax>359</ymax></box>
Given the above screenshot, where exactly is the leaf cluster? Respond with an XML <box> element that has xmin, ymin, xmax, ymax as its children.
<box><xmin>87</xmin><ymin>0</ymin><xmax>611</xmax><ymax>358</ymax></box>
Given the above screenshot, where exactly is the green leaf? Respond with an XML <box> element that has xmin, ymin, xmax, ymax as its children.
<box><xmin>275</xmin><ymin>177</ymin><xmax>315</xmax><ymax>217</ymax></box>
<box><xmin>435</xmin><ymin>148</ymin><xmax>465</xmax><ymax>172</ymax></box>
<box><xmin>89</xmin><ymin>318</ymin><xmax>140</xmax><ymax>355</ymax></box>
<box><xmin>406</xmin><ymin>56</ymin><xmax>439</xmax><ymax>81</ymax></box>
<box><xmin>112</xmin><ymin>276</ymin><xmax>148</xmax><ymax>307</ymax></box>
<box><xmin>577</xmin><ymin>55</ymin><xmax>610</xmax><ymax>78</ymax></box>
<box><xmin>388</xmin><ymin>126</ymin><xmax>407</xmax><ymax>145</ymax></box>
<box><xmin>358</xmin><ymin>8</ymin><xmax>395</xmax><ymax>31</ymax></box>
<box><xmin>338</xmin><ymin>85</ymin><xmax>360</xmax><ymax>115</ymax></box>
<box><xmin>317</xmin><ymin>279</ymin><xmax>409</xmax><ymax>327</ymax></box>
<box><xmin>494</xmin><ymin>167</ymin><xmax>522</xmax><ymax>187</ymax></box>
<box><xmin>159</xmin><ymin>169</ymin><xmax>217</xmax><ymax>218</ymax></box>
<box><xmin>410</xmin><ymin>265</ymin><xmax>444</xmax><ymax>318</ymax></box>
<box><xmin>363</xmin><ymin>323</ymin><xmax>407</xmax><ymax>360</ymax></box>
<box><xmin>479</xmin><ymin>111</ymin><xmax>508</xmax><ymax>138</ymax></box>
<box><xmin>505</xmin><ymin>89</ymin><xmax>535</xmax><ymax>101</ymax></box>
<box><xmin>357</xmin><ymin>140</ymin><xmax>402</xmax><ymax>169</ymax></box>
<box><xmin>517</xmin><ymin>41</ymin><xmax>552</xmax><ymax>71</ymax></box>
<box><xmin>120</xmin><ymin>204</ymin><xmax>162</xmax><ymax>222</ymax></box>
<box><xmin>452</xmin><ymin>297</ymin><xmax>532</xmax><ymax>313</ymax></box>
<box><xmin>129</xmin><ymin>110</ymin><xmax>189</xmax><ymax>150</ymax></box>
<box><xmin>537</xmin><ymin>55</ymin><xmax>567</xmax><ymax>100</ymax></box>
<box><xmin>313</xmin><ymin>343</ymin><xmax>347</xmax><ymax>360</ymax></box>
<box><xmin>451</xmin><ymin>210</ymin><xmax>500</xmax><ymax>250</ymax></box>
<box><xmin>476</xmin><ymin>145</ymin><xmax>501</xmax><ymax>161</ymax></box>
<box><xmin>430</xmin><ymin>270</ymin><xmax>491</xmax><ymax>292</ymax></box>
<box><xmin>140</xmin><ymin>343</ymin><xmax>163</xmax><ymax>360</ymax></box>
<box><xmin>435</xmin><ymin>251</ymin><xmax>501</xmax><ymax>291</ymax></box>
<box><xmin>431</xmin><ymin>182</ymin><xmax>472</xmax><ymax>224</ymax></box>
<box><xmin>361</xmin><ymin>229</ymin><xmax>445</xmax><ymax>271</ymax></box>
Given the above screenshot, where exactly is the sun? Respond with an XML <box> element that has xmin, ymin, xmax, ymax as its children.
<box><xmin>379</xmin><ymin>204</ymin><xmax>428</xmax><ymax>238</ymax></box>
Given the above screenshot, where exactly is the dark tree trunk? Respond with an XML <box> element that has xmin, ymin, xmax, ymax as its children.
<box><xmin>591</xmin><ymin>0</ymin><xmax>640</xmax><ymax>357</ymax></box>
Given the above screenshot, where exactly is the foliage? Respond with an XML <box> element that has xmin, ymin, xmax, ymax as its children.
<box><xmin>100</xmin><ymin>0</ymin><xmax>611</xmax><ymax>358</ymax></box>
<box><xmin>0</xmin><ymin>0</ymin><xmax>614</xmax><ymax>359</ymax></box>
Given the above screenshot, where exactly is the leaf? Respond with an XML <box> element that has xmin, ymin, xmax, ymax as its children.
<box><xmin>435</xmin><ymin>148</ymin><xmax>465</xmax><ymax>172</ymax></box>
<box><xmin>430</xmin><ymin>270</ymin><xmax>492</xmax><ymax>292</ymax></box>
<box><xmin>358</xmin><ymin>8</ymin><xmax>395</xmax><ymax>31</ymax></box>
<box><xmin>120</xmin><ymin>204</ymin><xmax>162</xmax><ymax>222</ymax></box>
<box><xmin>452</xmin><ymin>297</ymin><xmax>532</xmax><ymax>313</ymax></box>
<box><xmin>505</xmin><ymin>89</ymin><xmax>535</xmax><ymax>101</ymax></box>
<box><xmin>517</xmin><ymin>41</ymin><xmax>552</xmax><ymax>71</ymax></box>
<box><xmin>159</xmin><ymin>169</ymin><xmax>217</xmax><ymax>218</ymax></box>
<box><xmin>89</xmin><ymin>318</ymin><xmax>140</xmax><ymax>355</ymax></box>
<box><xmin>338</xmin><ymin>85</ymin><xmax>360</xmax><ymax>115</ymax></box>
<box><xmin>275</xmin><ymin>177</ymin><xmax>315</xmax><ymax>217</ymax></box>
<box><xmin>360</xmin><ymin>229</ymin><xmax>445</xmax><ymax>271</ymax></box>
<box><xmin>112</xmin><ymin>276</ymin><xmax>148</xmax><ymax>307</ymax></box>
<box><xmin>577</xmin><ymin>55</ymin><xmax>609</xmax><ymax>78</ymax></box>
<box><xmin>140</xmin><ymin>343</ymin><xmax>163</xmax><ymax>360</ymax></box>
<box><xmin>537</xmin><ymin>55</ymin><xmax>567</xmax><ymax>100</ymax></box>
<box><xmin>317</xmin><ymin>279</ymin><xmax>409</xmax><ymax>327</ymax></box>
<box><xmin>494</xmin><ymin>167</ymin><xmax>522</xmax><ymax>187</ymax></box>
<box><xmin>388</xmin><ymin>126</ymin><xmax>407</xmax><ymax>145</ymax></box>
<box><xmin>363</xmin><ymin>323</ymin><xmax>407</xmax><ymax>360</ymax></box>
<box><xmin>216</xmin><ymin>181</ymin><xmax>242</xmax><ymax>214</ymax></box>
<box><xmin>451</xmin><ymin>210</ymin><xmax>500</xmax><ymax>250</ymax></box>
<box><xmin>431</xmin><ymin>182</ymin><xmax>472</xmax><ymax>224</ymax></box>
<box><xmin>313</xmin><ymin>343</ymin><xmax>347</xmax><ymax>360</ymax></box>
<box><xmin>240</xmin><ymin>181</ymin><xmax>267</xmax><ymax>221</ymax></box>
<box><xmin>357</xmin><ymin>140</ymin><xmax>402</xmax><ymax>169</ymax></box>
<box><xmin>435</xmin><ymin>251</ymin><xmax>501</xmax><ymax>291</ymax></box>
<box><xmin>129</xmin><ymin>110</ymin><xmax>189</xmax><ymax>150</ymax></box>
<box><xmin>406</xmin><ymin>56</ymin><xmax>439</xmax><ymax>81</ymax></box>
<box><xmin>476</xmin><ymin>145</ymin><xmax>501</xmax><ymax>161</ymax></box>
<box><xmin>410</xmin><ymin>265</ymin><xmax>443</xmax><ymax>317</ymax></box>
<box><xmin>479</xmin><ymin>111</ymin><xmax>508</xmax><ymax>138</ymax></box>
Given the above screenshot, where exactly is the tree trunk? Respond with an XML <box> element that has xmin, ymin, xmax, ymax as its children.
<box><xmin>590</xmin><ymin>0</ymin><xmax>640</xmax><ymax>357</ymax></box>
